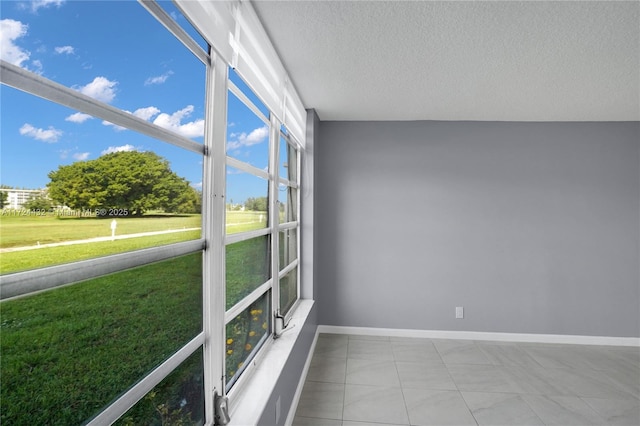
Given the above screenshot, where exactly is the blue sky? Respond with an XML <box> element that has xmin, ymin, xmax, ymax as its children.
<box><xmin>1</xmin><ymin>0</ymin><xmax>274</xmax><ymax>204</ymax></box>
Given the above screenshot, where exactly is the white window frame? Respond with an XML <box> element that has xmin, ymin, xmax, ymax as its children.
<box><xmin>0</xmin><ymin>1</ymin><xmax>306</xmax><ymax>423</ymax></box>
<box><xmin>0</xmin><ymin>2</ymin><xmax>215</xmax><ymax>423</ymax></box>
<box><xmin>277</xmin><ymin>130</ymin><xmax>302</xmax><ymax>322</ymax></box>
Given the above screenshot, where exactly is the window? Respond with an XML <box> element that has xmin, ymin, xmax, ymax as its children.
<box><xmin>277</xmin><ymin>133</ymin><xmax>301</xmax><ymax>317</ymax></box>
<box><xmin>0</xmin><ymin>1</ymin><xmax>304</xmax><ymax>423</ymax></box>
<box><xmin>224</xmin><ymin>69</ymin><xmax>274</xmax><ymax>392</ymax></box>
<box><xmin>0</xmin><ymin>2</ymin><xmax>207</xmax><ymax>424</ymax></box>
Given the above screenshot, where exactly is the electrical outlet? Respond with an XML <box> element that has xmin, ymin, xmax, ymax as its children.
<box><xmin>455</xmin><ymin>306</ymin><xmax>464</xmax><ymax>319</ymax></box>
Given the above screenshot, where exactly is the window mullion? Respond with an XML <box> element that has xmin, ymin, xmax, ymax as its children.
<box><xmin>296</xmin><ymin>148</ymin><xmax>302</xmax><ymax>306</ymax></box>
<box><xmin>269</xmin><ymin>114</ymin><xmax>280</xmax><ymax>331</ymax></box>
<box><xmin>202</xmin><ymin>54</ymin><xmax>228</xmax><ymax>422</ymax></box>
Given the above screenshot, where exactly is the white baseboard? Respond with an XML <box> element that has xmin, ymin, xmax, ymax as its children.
<box><xmin>317</xmin><ymin>325</ymin><xmax>640</xmax><ymax>347</ymax></box>
<box><xmin>284</xmin><ymin>329</ymin><xmax>319</xmax><ymax>426</ymax></box>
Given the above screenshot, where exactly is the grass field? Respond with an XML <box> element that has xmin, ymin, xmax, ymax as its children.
<box><xmin>0</xmin><ymin>209</ymin><xmax>273</xmax><ymax>424</ymax></box>
<box><xmin>225</xmin><ymin>210</ymin><xmax>268</xmax><ymax>235</ymax></box>
<box><xmin>0</xmin><ymin>210</ymin><xmax>268</xmax><ymax>273</ymax></box>
<box><xmin>0</xmin><ymin>213</ymin><xmax>201</xmax><ymax>248</ymax></box>
<box><xmin>0</xmin><ymin>254</ymin><xmax>203</xmax><ymax>425</ymax></box>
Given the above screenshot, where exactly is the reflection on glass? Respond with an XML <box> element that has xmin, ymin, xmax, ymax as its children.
<box><xmin>226</xmin><ymin>236</ymin><xmax>271</xmax><ymax>309</ymax></box>
<box><xmin>225</xmin><ymin>291</ymin><xmax>270</xmax><ymax>389</ymax></box>
<box><xmin>279</xmin><ymin>228</ymin><xmax>297</xmax><ymax>270</ymax></box>
<box><xmin>0</xmin><ymin>253</ymin><xmax>203</xmax><ymax>425</ymax></box>
<box><xmin>226</xmin><ymin>91</ymin><xmax>269</xmax><ymax>170</ymax></box>
<box><xmin>280</xmin><ymin>267</ymin><xmax>298</xmax><ymax>316</ymax></box>
<box><xmin>226</xmin><ymin>166</ymin><xmax>268</xmax><ymax>235</ymax></box>
<box><xmin>113</xmin><ymin>348</ymin><xmax>204</xmax><ymax>426</ymax></box>
<box><xmin>278</xmin><ymin>185</ymin><xmax>298</xmax><ymax>224</ymax></box>
<box><xmin>279</xmin><ymin>136</ymin><xmax>298</xmax><ymax>183</ymax></box>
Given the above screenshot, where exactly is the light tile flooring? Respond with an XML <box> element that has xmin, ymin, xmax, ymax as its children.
<box><xmin>293</xmin><ymin>334</ymin><xmax>640</xmax><ymax>426</ymax></box>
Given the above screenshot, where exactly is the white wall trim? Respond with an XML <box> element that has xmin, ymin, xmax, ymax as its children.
<box><xmin>317</xmin><ymin>325</ymin><xmax>640</xmax><ymax>347</ymax></box>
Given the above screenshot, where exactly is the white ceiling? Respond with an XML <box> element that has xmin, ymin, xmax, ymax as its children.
<box><xmin>252</xmin><ymin>0</ymin><xmax>639</xmax><ymax>122</ymax></box>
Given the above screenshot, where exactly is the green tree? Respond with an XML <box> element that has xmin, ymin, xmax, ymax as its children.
<box><xmin>47</xmin><ymin>151</ymin><xmax>199</xmax><ymax>215</ymax></box>
<box><xmin>244</xmin><ymin>196</ymin><xmax>268</xmax><ymax>211</ymax></box>
<box><xmin>23</xmin><ymin>195</ymin><xmax>52</xmax><ymax>211</ymax></box>
<box><xmin>0</xmin><ymin>185</ymin><xmax>14</xmax><ymax>209</ymax></box>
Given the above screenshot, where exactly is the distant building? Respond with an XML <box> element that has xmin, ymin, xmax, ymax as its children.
<box><xmin>0</xmin><ymin>188</ymin><xmax>47</xmax><ymax>209</ymax></box>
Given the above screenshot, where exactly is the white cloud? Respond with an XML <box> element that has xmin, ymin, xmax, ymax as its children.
<box><xmin>152</xmin><ymin>105</ymin><xmax>204</xmax><ymax>138</ymax></box>
<box><xmin>101</xmin><ymin>144</ymin><xmax>137</xmax><ymax>155</ymax></box>
<box><xmin>25</xmin><ymin>0</ymin><xmax>65</xmax><ymax>13</ymax></box>
<box><xmin>245</xmin><ymin>126</ymin><xmax>269</xmax><ymax>144</ymax></box>
<box><xmin>65</xmin><ymin>112</ymin><xmax>92</xmax><ymax>123</ymax></box>
<box><xmin>31</xmin><ymin>59</ymin><xmax>43</xmax><ymax>73</ymax></box>
<box><xmin>19</xmin><ymin>123</ymin><xmax>62</xmax><ymax>142</ymax></box>
<box><xmin>192</xmin><ymin>181</ymin><xmax>202</xmax><ymax>189</ymax></box>
<box><xmin>101</xmin><ymin>107</ymin><xmax>159</xmax><ymax>132</ymax></box>
<box><xmin>101</xmin><ymin>120</ymin><xmax>126</xmax><ymax>132</ymax></box>
<box><xmin>132</xmin><ymin>106</ymin><xmax>160</xmax><ymax>121</ymax></box>
<box><xmin>54</xmin><ymin>45</ymin><xmax>74</xmax><ymax>55</ymax></box>
<box><xmin>72</xmin><ymin>152</ymin><xmax>90</xmax><ymax>161</ymax></box>
<box><xmin>1</xmin><ymin>19</ymin><xmax>30</xmax><ymax>67</ymax></box>
<box><xmin>227</xmin><ymin>125</ymin><xmax>269</xmax><ymax>150</ymax></box>
<box><xmin>144</xmin><ymin>71</ymin><xmax>173</xmax><ymax>86</ymax></box>
<box><xmin>100</xmin><ymin>105</ymin><xmax>203</xmax><ymax>138</ymax></box>
<box><xmin>75</xmin><ymin>76</ymin><xmax>117</xmax><ymax>103</ymax></box>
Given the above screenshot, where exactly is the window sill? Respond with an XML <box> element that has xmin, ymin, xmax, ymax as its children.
<box><xmin>227</xmin><ymin>299</ymin><xmax>315</xmax><ymax>426</ymax></box>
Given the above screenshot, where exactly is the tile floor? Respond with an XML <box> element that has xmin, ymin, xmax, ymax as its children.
<box><xmin>293</xmin><ymin>334</ymin><xmax>640</xmax><ymax>426</ymax></box>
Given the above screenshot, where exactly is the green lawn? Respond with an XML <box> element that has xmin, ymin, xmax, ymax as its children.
<box><xmin>0</xmin><ymin>209</ymin><xmax>273</xmax><ymax>424</ymax></box>
<box><xmin>0</xmin><ymin>231</ymin><xmax>202</xmax><ymax>274</ymax></box>
<box><xmin>0</xmin><ymin>213</ymin><xmax>201</xmax><ymax>248</ymax></box>
<box><xmin>0</xmin><ymin>211</ymin><xmax>268</xmax><ymax>274</ymax></box>
<box><xmin>225</xmin><ymin>210</ymin><xmax>268</xmax><ymax>235</ymax></box>
<box><xmin>0</xmin><ymin>254</ymin><xmax>203</xmax><ymax>425</ymax></box>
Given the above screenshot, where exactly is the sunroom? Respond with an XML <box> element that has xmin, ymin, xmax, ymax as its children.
<box><xmin>0</xmin><ymin>1</ymin><xmax>638</xmax><ymax>425</ymax></box>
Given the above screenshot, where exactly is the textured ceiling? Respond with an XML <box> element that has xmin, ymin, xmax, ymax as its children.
<box><xmin>252</xmin><ymin>0</ymin><xmax>639</xmax><ymax>121</ymax></box>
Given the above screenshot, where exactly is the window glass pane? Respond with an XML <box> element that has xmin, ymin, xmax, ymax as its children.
<box><xmin>226</xmin><ymin>236</ymin><xmax>271</xmax><ymax>310</ymax></box>
<box><xmin>0</xmin><ymin>88</ymin><xmax>202</xmax><ymax>274</ymax></box>
<box><xmin>113</xmin><ymin>348</ymin><xmax>204</xmax><ymax>426</ymax></box>
<box><xmin>225</xmin><ymin>291</ymin><xmax>270</xmax><ymax>390</ymax></box>
<box><xmin>226</xmin><ymin>167</ymin><xmax>268</xmax><ymax>235</ymax></box>
<box><xmin>279</xmin><ymin>135</ymin><xmax>298</xmax><ymax>183</ymax></box>
<box><xmin>1</xmin><ymin>1</ymin><xmax>206</xmax><ymax>143</ymax></box>
<box><xmin>280</xmin><ymin>267</ymin><xmax>298</xmax><ymax>316</ymax></box>
<box><xmin>279</xmin><ymin>228</ymin><xmax>297</xmax><ymax>270</ymax></box>
<box><xmin>229</xmin><ymin>68</ymin><xmax>270</xmax><ymax>119</ymax></box>
<box><xmin>0</xmin><ymin>253</ymin><xmax>203</xmax><ymax>425</ymax></box>
<box><xmin>156</xmin><ymin>1</ymin><xmax>209</xmax><ymax>53</ymax></box>
<box><xmin>278</xmin><ymin>185</ymin><xmax>298</xmax><ymax>223</ymax></box>
<box><xmin>288</xmin><ymin>142</ymin><xmax>299</xmax><ymax>183</ymax></box>
<box><xmin>226</xmin><ymin>91</ymin><xmax>269</xmax><ymax>170</ymax></box>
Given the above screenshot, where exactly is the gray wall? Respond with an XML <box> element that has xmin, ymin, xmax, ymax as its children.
<box><xmin>316</xmin><ymin>121</ymin><xmax>639</xmax><ymax>337</ymax></box>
